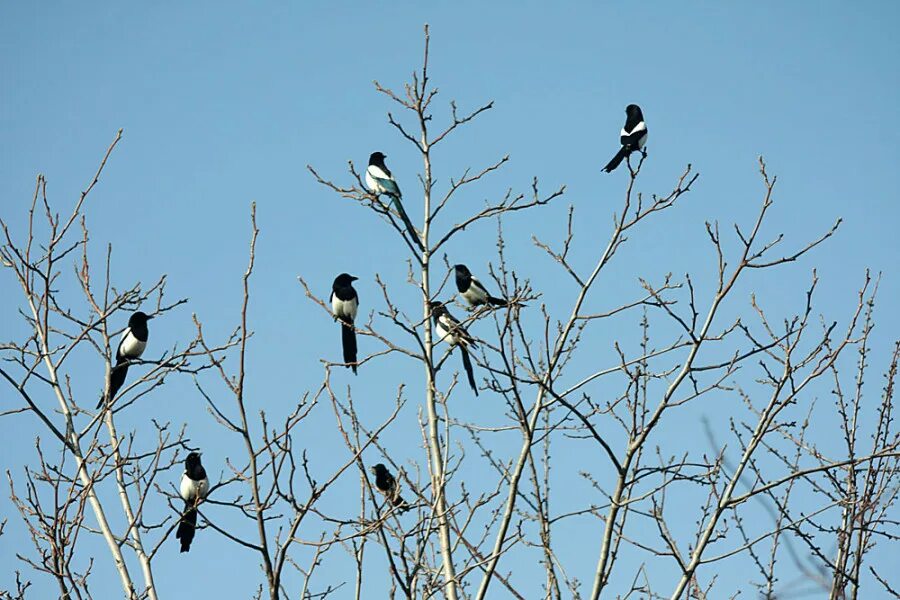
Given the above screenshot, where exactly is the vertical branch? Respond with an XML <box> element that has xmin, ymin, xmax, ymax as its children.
<box><xmin>234</xmin><ymin>202</ymin><xmax>278</xmax><ymax>597</ymax></box>
<box><xmin>103</xmin><ymin>409</ymin><xmax>159</xmax><ymax>600</ymax></box>
<box><xmin>416</xmin><ymin>24</ymin><xmax>460</xmax><ymax>600</ymax></box>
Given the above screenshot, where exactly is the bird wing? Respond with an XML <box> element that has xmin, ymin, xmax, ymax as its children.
<box><xmin>117</xmin><ymin>328</ymin><xmax>146</xmax><ymax>362</ymax></box>
<box><xmin>367</xmin><ymin>165</ymin><xmax>402</xmax><ymax>197</ymax></box>
<box><xmin>440</xmin><ymin>313</ymin><xmax>476</xmax><ymax>347</ymax></box>
<box><xmin>198</xmin><ymin>477</ymin><xmax>210</xmax><ymax>499</ymax></box>
<box><xmin>620</xmin><ymin>121</ymin><xmax>647</xmax><ymax>149</ymax></box>
<box><xmin>115</xmin><ymin>332</ymin><xmax>126</xmax><ymax>362</ymax></box>
<box><xmin>434</xmin><ymin>315</ymin><xmax>450</xmax><ymax>344</ymax></box>
<box><xmin>622</xmin><ymin>120</ymin><xmax>646</xmax><ymax>136</ymax></box>
<box><xmin>469</xmin><ymin>277</ymin><xmax>490</xmax><ymax>301</ymax></box>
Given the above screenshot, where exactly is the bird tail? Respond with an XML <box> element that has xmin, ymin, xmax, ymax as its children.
<box><xmin>602</xmin><ymin>147</ymin><xmax>628</xmax><ymax>173</ymax></box>
<box><xmin>97</xmin><ymin>361</ymin><xmax>129</xmax><ymax>408</ymax></box>
<box><xmin>175</xmin><ymin>503</ymin><xmax>197</xmax><ymax>553</ymax></box>
<box><xmin>487</xmin><ymin>295</ymin><xmax>508</xmax><ymax>307</ymax></box>
<box><xmin>340</xmin><ymin>317</ymin><xmax>358</xmax><ymax>374</ymax></box>
<box><xmin>391</xmin><ymin>195</ymin><xmax>425</xmax><ymax>252</ymax></box>
<box><xmin>392</xmin><ymin>493</ymin><xmax>411</xmax><ymax>512</ymax></box>
<box><xmin>459</xmin><ymin>347</ymin><xmax>479</xmax><ymax>396</ymax></box>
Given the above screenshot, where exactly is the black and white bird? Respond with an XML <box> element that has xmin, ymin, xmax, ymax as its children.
<box><xmin>602</xmin><ymin>104</ymin><xmax>648</xmax><ymax>173</ymax></box>
<box><xmin>454</xmin><ymin>264</ymin><xmax>507</xmax><ymax>308</ymax></box>
<box><xmin>370</xmin><ymin>463</ymin><xmax>409</xmax><ymax>512</ymax></box>
<box><xmin>429</xmin><ymin>301</ymin><xmax>479</xmax><ymax>396</ymax></box>
<box><xmin>331</xmin><ymin>273</ymin><xmax>359</xmax><ymax>374</ymax></box>
<box><xmin>365</xmin><ymin>152</ymin><xmax>425</xmax><ymax>252</ymax></box>
<box><xmin>97</xmin><ymin>311</ymin><xmax>152</xmax><ymax>408</ymax></box>
<box><xmin>176</xmin><ymin>451</ymin><xmax>209</xmax><ymax>553</ymax></box>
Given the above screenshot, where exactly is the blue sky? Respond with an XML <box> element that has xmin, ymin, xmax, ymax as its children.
<box><xmin>2</xmin><ymin>2</ymin><xmax>898</xmax><ymax>598</ymax></box>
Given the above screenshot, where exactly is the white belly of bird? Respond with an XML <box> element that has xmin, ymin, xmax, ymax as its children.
<box><xmin>332</xmin><ymin>296</ymin><xmax>358</xmax><ymax>321</ymax></box>
<box><xmin>119</xmin><ymin>331</ymin><xmax>146</xmax><ymax>359</ymax></box>
<box><xmin>435</xmin><ymin>320</ymin><xmax>457</xmax><ymax>346</ymax></box>
<box><xmin>463</xmin><ymin>285</ymin><xmax>488</xmax><ymax>305</ymax></box>
<box><xmin>180</xmin><ymin>474</ymin><xmax>209</xmax><ymax>502</ymax></box>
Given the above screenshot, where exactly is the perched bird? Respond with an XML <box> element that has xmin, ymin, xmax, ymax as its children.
<box><xmin>365</xmin><ymin>152</ymin><xmax>425</xmax><ymax>252</ymax></box>
<box><xmin>429</xmin><ymin>301</ymin><xmax>479</xmax><ymax>396</ymax></box>
<box><xmin>602</xmin><ymin>104</ymin><xmax>648</xmax><ymax>173</ymax></box>
<box><xmin>370</xmin><ymin>463</ymin><xmax>409</xmax><ymax>511</ymax></box>
<box><xmin>331</xmin><ymin>273</ymin><xmax>359</xmax><ymax>374</ymax></box>
<box><xmin>97</xmin><ymin>311</ymin><xmax>152</xmax><ymax>408</ymax></box>
<box><xmin>454</xmin><ymin>264</ymin><xmax>507</xmax><ymax>308</ymax></box>
<box><xmin>176</xmin><ymin>451</ymin><xmax>209</xmax><ymax>553</ymax></box>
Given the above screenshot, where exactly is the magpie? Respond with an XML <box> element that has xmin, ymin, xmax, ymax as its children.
<box><xmin>454</xmin><ymin>264</ymin><xmax>507</xmax><ymax>308</ymax></box>
<box><xmin>331</xmin><ymin>273</ymin><xmax>359</xmax><ymax>374</ymax></box>
<box><xmin>602</xmin><ymin>104</ymin><xmax>648</xmax><ymax>173</ymax></box>
<box><xmin>429</xmin><ymin>301</ymin><xmax>479</xmax><ymax>396</ymax></box>
<box><xmin>370</xmin><ymin>463</ymin><xmax>409</xmax><ymax>511</ymax></box>
<box><xmin>96</xmin><ymin>311</ymin><xmax>152</xmax><ymax>408</ymax></box>
<box><xmin>176</xmin><ymin>451</ymin><xmax>209</xmax><ymax>553</ymax></box>
<box><xmin>365</xmin><ymin>152</ymin><xmax>425</xmax><ymax>252</ymax></box>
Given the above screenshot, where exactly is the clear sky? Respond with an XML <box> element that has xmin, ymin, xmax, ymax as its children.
<box><xmin>2</xmin><ymin>2</ymin><xmax>898</xmax><ymax>598</ymax></box>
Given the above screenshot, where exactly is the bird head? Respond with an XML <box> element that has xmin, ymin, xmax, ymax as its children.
<box><xmin>333</xmin><ymin>273</ymin><xmax>358</xmax><ymax>288</ymax></box>
<box><xmin>625</xmin><ymin>104</ymin><xmax>643</xmax><ymax>119</ymax></box>
<box><xmin>369</xmin><ymin>152</ymin><xmax>387</xmax><ymax>166</ymax></box>
<box><xmin>129</xmin><ymin>311</ymin><xmax>152</xmax><ymax>328</ymax></box>
<box><xmin>453</xmin><ymin>264</ymin><xmax>470</xmax><ymax>277</ymax></box>
<box><xmin>185</xmin><ymin>451</ymin><xmax>203</xmax><ymax>469</ymax></box>
<box><xmin>370</xmin><ymin>463</ymin><xmax>387</xmax><ymax>476</ymax></box>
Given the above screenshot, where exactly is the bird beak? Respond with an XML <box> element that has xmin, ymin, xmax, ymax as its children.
<box><xmin>351</xmin><ymin>276</ymin><xmax>359</xmax><ymax>281</ymax></box>
<box><xmin>146</xmin><ymin>315</ymin><xmax>155</xmax><ymax>320</ymax></box>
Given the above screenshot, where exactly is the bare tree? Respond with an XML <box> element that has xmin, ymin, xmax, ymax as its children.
<box><xmin>3</xmin><ymin>25</ymin><xmax>898</xmax><ymax>600</ymax></box>
<box><xmin>0</xmin><ymin>131</ymin><xmax>232</xmax><ymax>599</ymax></box>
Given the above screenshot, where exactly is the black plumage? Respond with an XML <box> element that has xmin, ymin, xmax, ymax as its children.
<box><xmin>429</xmin><ymin>301</ymin><xmax>479</xmax><ymax>396</ymax></box>
<box><xmin>370</xmin><ymin>463</ymin><xmax>409</xmax><ymax>511</ymax></box>
<box><xmin>97</xmin><ymin>311</ymin><xmax>152</xmax><ymax>409</ymax></box>
<box><xmin>365</xmin><ymin>152</ymin><xmax>425</xmax><ymax>252</ymax></box>
<box><xmin>454</xmin><ymin>264</ymin><xmax>507</xmax><ymax>307</ymax></box>
<box><xmin>602</xmin><ymin>104</ymin><xmax>648</xmax><ymax>173</ymax></box>
<box><xmin>331</xmin><ymin>273</ymin><xmax>359</xmax><ymax>374</ymax></box>
<box><xmin>176</xmin><ymin>451</ymin><xmax>209</xmax><ymax>553</ymax></box>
